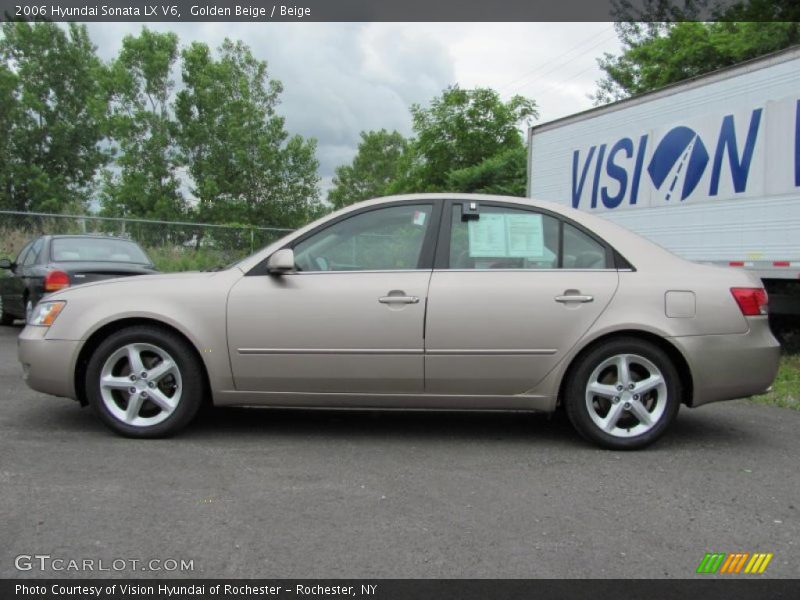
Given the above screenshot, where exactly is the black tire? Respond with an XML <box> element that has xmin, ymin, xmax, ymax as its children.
<box><xmin>85</xmin><ymin>325</ymin><xmax>204</xmax><ymax>438</ymax></box>
<box><xmin>0</xmin><ymin>295</ymin><xmax>14</xmax><ymax>326</ymax></box>
<box><xmin>564</xmin><ymin>337</ymin><xmax>681</xmax><ymax>450</ymax></box>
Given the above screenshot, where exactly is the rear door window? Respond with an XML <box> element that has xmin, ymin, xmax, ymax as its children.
<box><xmin>448</xmin><ymin>204</ymin><xmax>560</xmax><ymax>269</ymax></box>
<box><xmin>446</xmin><ymin>203</ymin><xmax>610</xmax><ymax>270</ymax></box>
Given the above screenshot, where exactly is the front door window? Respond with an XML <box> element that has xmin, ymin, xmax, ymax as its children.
<box><xmin>293</xmin><ymin>204</ymin><xmax>433</xmax><ymax>272</ymax></box>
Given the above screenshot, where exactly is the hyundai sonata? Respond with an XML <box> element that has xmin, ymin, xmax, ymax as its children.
<box><xmin>18</xmin><ymin>194</ymin><xmax>780</xmax><ymax>449</ymax></box>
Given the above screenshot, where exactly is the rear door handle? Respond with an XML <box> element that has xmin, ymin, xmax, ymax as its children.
<box><xmin>555</xmin><ymin>294</ymin><xmax>594</xmax><ymax>303</ymax></box>
<box><xmin>379</xmin><ymin>295</ymin><xmax>419</xmax><ymax>305</ymax></box>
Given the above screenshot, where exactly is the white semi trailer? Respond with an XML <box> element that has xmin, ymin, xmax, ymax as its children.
<box><xmin>527</xmin><ymin>46</ymin><xmax>800</xmax><ymax>317</ymax></box>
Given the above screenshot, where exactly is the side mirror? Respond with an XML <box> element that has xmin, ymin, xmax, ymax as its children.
<box><xmin>0</xmin><ymin>258</ymin><xmax>12</xmax><ymax>270</ymax></box>
<box><xmin>266</xmin><ymin>249</ymin><xmax>295</xmax><ymax>274</ymax></box>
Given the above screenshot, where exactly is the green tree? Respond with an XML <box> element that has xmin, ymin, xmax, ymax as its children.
<box><xmin>176</xmin><ymin>39</ymin><xmax>320</xmax><ymax>229</ymax></box>
<box><xmin>327</xmin><ymin>129</ymin><xmax>408</xmax><ymax>209</ymax></box>
<box><xmin>0</xmin><ymin>22</ymin><xmax>109</xmax><ymax>212</ymax></box>
<box><xmin>595</xmin><ymin>1</ymin><xmax>800</xmax><ymax>103</ymax></box>
<box><xmin>721</xmin><ymin>0</ymin><xmax>800</xmax><ymax>20</ymax></box>
<box><xmin>0</xmin><ymin>63</ymin><xmax>18</xmax><ymax>209</ymax></box>
<box><xmin>101</xmin><ymin>28</ymin><xmax>186</xmax><ymax>222</ymax></box>
<box><xmin>445</xmin><ymin>145</ymin><xmax>528</xmax><ymax>197</ymax></box>
<box><xmin>393</xmin><ymin>86</ymin><xmax>537</xmax><ymax>192</ymax></box>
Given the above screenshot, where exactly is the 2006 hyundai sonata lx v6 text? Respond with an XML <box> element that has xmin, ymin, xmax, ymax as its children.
<box><xmin>17</xmin><ymin>194</ymin><xmax>780</xmax><ymax>449</ymax></box>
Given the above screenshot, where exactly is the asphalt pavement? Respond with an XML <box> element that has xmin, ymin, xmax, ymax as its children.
<box><xmin>1</xmin><ymin>324</ymin><xmax>798</xmax><ymax>579</ymax></box>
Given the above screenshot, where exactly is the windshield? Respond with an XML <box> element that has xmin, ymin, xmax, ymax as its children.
<box><xmin>50</xmin><ymin>238</ymin><xmax>152</xmax><ymax>265</ymax></box>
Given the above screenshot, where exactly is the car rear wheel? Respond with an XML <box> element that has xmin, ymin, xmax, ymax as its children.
<box><xmin>565</xmin><ymin>337</ymin><xmax>681</xmax><ymax>450</ymax></box>
<box><xmin>85</xmin><ymin>325</ymin><xmax>204</xmax><ymax>437</ymax></box>
<box><xmin>0</xmin><ymin>296</ymin><xmax>14</xmax><ymax>325</ymax></box>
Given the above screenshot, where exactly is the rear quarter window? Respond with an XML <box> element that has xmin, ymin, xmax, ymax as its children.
<box><xmin>562</xmin><ymin>223</ymin><xmax>609</xmax><ymax>269</ymax></box>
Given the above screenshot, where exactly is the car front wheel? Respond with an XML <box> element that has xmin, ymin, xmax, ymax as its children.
<box><xmin>85</xmin><ymin>325</ymin><xmax>204</xmax><ymax>437</ymax></box>
<box><xmin>565</xmin><ymin>337</ymin><xmax>681</xmax><ymax>450</ymax></box>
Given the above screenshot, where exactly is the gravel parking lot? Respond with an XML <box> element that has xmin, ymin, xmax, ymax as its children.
<box><xmin>1</xmin><ymin>324</ymin><xmax>798</xmax><ymax>579</ymax></box>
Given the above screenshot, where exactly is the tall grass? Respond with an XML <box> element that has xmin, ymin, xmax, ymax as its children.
<box><xmin>145</xmin><ymin>246</ymin><xmax>245</xmax><ymax>272</ymax></box>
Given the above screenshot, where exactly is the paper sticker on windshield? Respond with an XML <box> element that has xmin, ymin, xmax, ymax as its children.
<box><xmin>467</xmin><ymin>214</ymin><xmax>506</xmax><ymax>257</ymax></box>
<box><xmin>413</xmin><ymin>211</ymin><xmax>427</xmax><ymax>226</ymax></box>
<box><xmin>468</xmin><ymin>213</ymin><xmax>544</xmax><ymax>258</ymax></box>
<box><xmin>505</xmin><ymin>214</ymin><xmax>545</xmax><ymax>257</ymax></box>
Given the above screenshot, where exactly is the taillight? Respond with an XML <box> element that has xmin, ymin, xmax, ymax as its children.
<box><xmin>44</xmin><ymin>270</ymin><xmax>70</xmax><ymax>292</ymax></box>
<box><xmin>730</xmin><ymin>287</ymin><xmax>768</xmax><ymax>316</ymax></box>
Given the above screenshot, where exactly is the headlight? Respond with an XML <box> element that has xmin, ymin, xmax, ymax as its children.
<box><xmin>28</xmin><ymin>301</ymin><xmax>66</xmax><ymax>327</ymax></box>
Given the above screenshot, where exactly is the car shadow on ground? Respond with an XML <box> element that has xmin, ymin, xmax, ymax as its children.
<box><xmin>179</xmin><ymin>403</ymin><xmax>761</xmax><ymax>451</ymax></box>
<box><xmin>189</xmin><ymin>406</ymin><xmax>576</xmax><ymax>445</ymax></box>
<box><xmin>12</xmin><ymin>395</ymin><xmax>764</xmax><ymax>451</ymax></box>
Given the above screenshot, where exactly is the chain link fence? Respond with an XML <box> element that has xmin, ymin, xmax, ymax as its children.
<box><xmin>0</xmin><ymin>210</ymin><xmax>294</xmax><ymax>272</ymax></box>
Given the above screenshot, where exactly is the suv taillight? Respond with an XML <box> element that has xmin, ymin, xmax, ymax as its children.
<box><xmin>44</xmin><ymin>270</ymin><xmax>70</xmax><ymax>292</ymax></box>
<box><xmin>730</xmin><ymin>287</ymin><xmax>768</xmax><ymax>316</ymax></box>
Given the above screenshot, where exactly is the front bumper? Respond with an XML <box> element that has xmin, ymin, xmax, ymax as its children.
<box><xmin>18</xmin><ymin>326</ymin><xmax>80</xmax><ymax>400</ymax></box>
<box><xmin>672</xmin><ymin>318</ymin><xmax>781</xmax><ymax>407</ymax></box>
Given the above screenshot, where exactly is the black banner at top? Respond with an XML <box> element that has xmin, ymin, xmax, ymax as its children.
<box><xmin>0</xmin><ymin>0</ymin><xmax>792</xmax><ymax>22</ymax></box>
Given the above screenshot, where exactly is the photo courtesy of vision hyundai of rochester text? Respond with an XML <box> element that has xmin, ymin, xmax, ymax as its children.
<box><xmin>14</xmin><ymin>194</ymin><xmax>780</xmax><ymax>450</ymax></box>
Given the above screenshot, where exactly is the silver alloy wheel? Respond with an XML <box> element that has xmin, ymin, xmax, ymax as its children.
<box><xmin>99</xmin><ymin>342</ymin><xmax>182</xmax><ymax>427</ymax></box>
<box><xmin>585</xmin><ymin>353</ymin><xmax>668</xmax><ymax>438</ymax></box>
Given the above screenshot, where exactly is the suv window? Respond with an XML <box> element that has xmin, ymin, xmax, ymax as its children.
<box><xmin>293</xmin><ymin>204</ymin><xmax>433</xmax><ymax>272</ymax></box>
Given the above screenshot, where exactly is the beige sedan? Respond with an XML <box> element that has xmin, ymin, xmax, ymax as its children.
<box><xmin>18</xmin><ymin>194</ymin><xmax>780</xmax><ymax>449</ymax></box>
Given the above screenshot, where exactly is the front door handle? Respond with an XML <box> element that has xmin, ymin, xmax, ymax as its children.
<box><xmin>379</xmin><ymin>294</ymin><xmax>419</xmax><ymax>305</ymax></box>
<box><xmin>555</xmin><ymin>294</ymin><xmax>594</xmax><ymax>303</ymax></box>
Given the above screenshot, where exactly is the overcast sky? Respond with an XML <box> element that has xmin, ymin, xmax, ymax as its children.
<box><xmin>84</xmin><ymin>22</ymin><xmax>622</xmax><ymax>196</ymax></box>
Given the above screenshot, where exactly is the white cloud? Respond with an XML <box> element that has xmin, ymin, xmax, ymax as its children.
<box><xmin>83</xmin><ymin>22</ymin><xmax>621</xmax><ymax>197</ymax></box>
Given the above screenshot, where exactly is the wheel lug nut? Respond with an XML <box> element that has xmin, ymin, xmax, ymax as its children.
<box><xmin>616</xmin><ymin>384</ymin><xmax>623</xmax><ymax>391</ymax></box>
<box><xmin>624</xmin><ymin>402</ymin><xmax>631</xmax><ymax>410</ymax></box>
<box><xmin>633</xmin><ymin>394</ymin><xmax>639</xmax><ymax>400</ymax></box>
<box><xmin>141</xmin><ymin>392</ymin><xmax>148</xmax><ymax>399</ymax></box>
<box><xmin>148</xmin><ymin>381</ymin><xmax>155</xmax><ymax>388</ymax></box>
<box><xmin>141</xmin><ymin>371</ymin><xmax>148</xmax><ymax>379</ymax></box>
<box><xmin>613</xmin><ymin>396</ymin><xmax>620</xmax><ymax>403</ymax></box>
<box><xmin>129</xmin><ymin>374</ymin><xmax>137</xmax><ymax>381</ymax></box>
<box><xmin>628</xmin><ymin>383</ymin><xmax>635</xmax><ymax>390</ymax></box>
<box><xmin>129</xmin><ymin>387</ymin><xmax>136</xmax><ymax>394</ymax></box>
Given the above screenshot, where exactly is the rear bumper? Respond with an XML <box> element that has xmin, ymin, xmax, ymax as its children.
<box><xmin>671</xmin><ymin>319</ymin><xmax>781</xmax><ymax>407</ymax></box>
<box><xmin>17</xmin><ymin>326</ymin><xmax>80</xmax><ymax>400</ymax></box>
